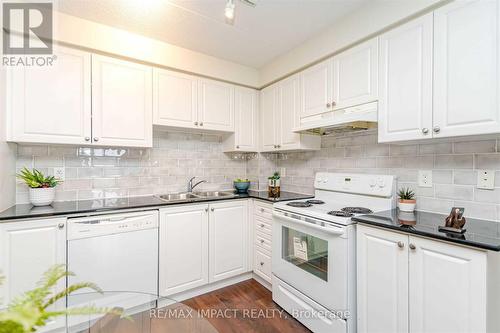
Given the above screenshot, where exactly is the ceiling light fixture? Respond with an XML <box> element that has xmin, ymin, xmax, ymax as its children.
<box><xmin>225</xmin><ymin>0</ymin><xmax>256</xmax><ymax>24</ymax></box>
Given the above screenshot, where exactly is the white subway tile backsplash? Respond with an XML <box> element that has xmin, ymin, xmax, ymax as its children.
<box><xmin>434</xmin><ymin>155</ymin><xmax>473</xmax><ymax>169</ymax></box>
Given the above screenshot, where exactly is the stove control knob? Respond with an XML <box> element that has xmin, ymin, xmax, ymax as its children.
<box><xmin>377</xmin><ymin>178</ymin><xmax>386</xmax><ymax>188</ymax></box>
<box><xmin>322</xmin><ymin>178</ymin><xmax>328</xmax><ymax>183</ymax></box>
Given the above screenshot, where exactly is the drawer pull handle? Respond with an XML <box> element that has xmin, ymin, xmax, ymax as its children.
<box><xmin>260</xmin><ymin>262</ymin><xmax>264</xmax><ymax>266</ymax></box>
<box><xmin>260</xmin><ymin>239</ymin><xmax>265</xmax><ymax>244</ymax></box>
<box><xmin>58</xmin><ymin>223</ymin><xmax>65</xmax><ymax>229</ymax></box>
<box><xmin>397</xmin><ymin>241</ymin><xmax>404</xmax><ymax>248</ymax></box>
<box><xmin>409</xmin><ymin>243</ymin><xmax>416</xmax><ymax>250</ymax></box>
<box><xmin>260</xmin><ymin>223</ymin><xmax>265</xmax><ymax>227</ymax></box>
<box><xmin>260</xmin><ymin>208</ymin><xmax>264</xmax><ymax>213</ymax></box>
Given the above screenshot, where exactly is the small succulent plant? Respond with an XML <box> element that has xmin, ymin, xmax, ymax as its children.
<box><xmin>398</xmin><ymin>187</ymin><xmax>416</xmax><ymax>201</ymax></box>
<box><xmin>16</xmin><ymin>168</ymin><xmax>62</xmax><ymax>189</ymax></box>
<box><xmin>268</xmin><ymin>172</ymin><xmax>280</xmax><ymax>180</ymax></box>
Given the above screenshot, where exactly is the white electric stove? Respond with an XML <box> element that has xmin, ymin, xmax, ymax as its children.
<box><xmin>272</xmin><ymin>172</ymin><xmax>396</xmax><ymax>333</ymax></box>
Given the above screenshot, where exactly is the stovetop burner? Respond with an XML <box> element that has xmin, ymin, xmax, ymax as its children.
<box><xmin>306</xmin><ymin>199</ymin><xmax>325</xmax><ymax>205</ymax></box>
<box><xmin>341</xmin><ymin>207</ymin><xmax>373</xmax><ymax>214</ymax></box>
<box><xmin>286</xmin><ymin>201</ymin><xmax>313</xmax><ymax>208</ymax></box>
<box><xmin>328</xmin><ymin>211</ymin><xmax>354</xmax><ymax>217</ymax></box>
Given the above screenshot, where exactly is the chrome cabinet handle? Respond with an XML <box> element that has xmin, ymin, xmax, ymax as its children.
<box><xmin>409</xmin><ymin>243</ymin><xmax>416</xmax><ymax>250</ymax></box>
<box><xmin>277</xmin><ymin>145</ymin><xmax>281</xmax><ymax>148</ymax></box>
<box><xmin>93</xmin><ymin>137</ymin><xmax>99</xmax><ymax>142</ymax></box>
<box><xmin>58</xmin><ymin>223</ymin><xmax>65</xmax><ymax>229</ymax></box>
<box><xmin>260</xmin><ymin>223</ymin><xmax>265</xmax><ymax>227</ymax></box>
<box><xmin>205</xmin><ymin>208</ymin><xmax>208</xmax><ymax>212</ymax></box>
<box><xmin>211</xmin><ymin>208</ymin><xmax>215</xmax><ymax>212</ymax></box>
<box><xmin>260</xmin><ymin>239</ymin><xmax>265</xmax><ymax>244</ymax></box>
<box><xmin>200</xmin><ymin>122</ymin><xmax>204</xmax><ymax>126</ymax></box>
<box><xmin>194</xmin><ymin>121</ymin><xmax>198</xmax><ymax>126</ymax></box>
<box><xmin>260</xmin><ymin>208</ymin><xmax>264</xmax><ymax>213</ymax></box>
<box><xmin>422</xmin><ymin>128</ymin><xmax>429</xmax><ymax>135</ymax></box>
<box><xmin>332</xmin><ymin>101</ymin><xmax>336</xmax><ymax>107</ymax></box>
<box><xmin>433</xmin><ymin>126</ymin><xmax>440</xmax><ymax>133</ymax></box>
<box><xmin>260</xmin><ymin>262</ymin><xmax>264</xmax><ymax>266</ymax></box>
<box><xmin>236</xmin><ymin>145</ymin><xmax>240</xmax><ymax>149</ymax></box>
<box><xmin>84</xmin><ymin>137</ymin><xmax>90</xmax><ymax>142</ymax></box>
<box><xmin>397</xmin><ymin>241</ymin><xmax>404</xmax><ymax>248</ymax></box>
<box><xmin>326</xmin><ymin>103</ymin><xmax>331</xmax><ymax>108</ymax></box>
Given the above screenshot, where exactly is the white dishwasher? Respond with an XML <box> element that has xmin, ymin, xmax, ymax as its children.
<box><xmin>67</xmin><ymin>210</ymin><xmax>159</xmax><ymax>329</ymax></box>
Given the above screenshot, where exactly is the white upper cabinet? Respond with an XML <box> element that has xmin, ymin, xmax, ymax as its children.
<box><xmin>378</xmin><ymin>13</ymin><xmax>434</xmax><ymax>143</ymax></box>
<box><xmin>208</xmin><ymin>200</ymin><xmax>248</xmax><ymax>283</ymax></box>
<box><xmin>153</xmin><ymin>69</ymin><xmax>198</xmax><ymax>129</ymax></box>
<box><xmin>260</xmin><ymin>77</ymin><xmax>321</xmax><ymax>152</ymax></box>
<box><xmin>7</xmin><ymin>46</ymin><xmax>92</xmax><ymax>145</ymax></box>
<box><xmin>153</xmin><ymin>70</ymin><xmax>235</xmax><ymax>133</ymax></box>
<box><xmin>409</xmin><ymin>236</ymin><xmax>487</xmax><ymax>333</ymax></box>
<box><xmin>224</xmin><ymin>86</ymin><xmax>259</xmax><ymax>152</ymax></box>
<box><xmin>332</xmin><ymin>38</ymin><xmax>378</xmax><ymax>110</ymax></box>
<box><xmin>198</xmin><ymin>79</ymin><xmax>234</xmax><ymax>132</ymax></box>
<box><xmin>433</xmin><ymin>0</ymin><xmax>500</xmax><ymax>138</ymax></box>
<box><xmin>279</xmin><ymin>75</ymin><xmax>301</xmax><ymax>150</ymax></box>
<box><xmin>299</xmin><ymin>58</ymin><xmax>333</xmax><ymax>118</ymax></box>
<box><xmin>91</xmin><ymin>54</ymin><xmax>153</xmax><ymax>147</ymax></box>
<box><xmin>260</xmin><ymin>84</ymin><xmax>278</xmax><ymax>151</ymax></box>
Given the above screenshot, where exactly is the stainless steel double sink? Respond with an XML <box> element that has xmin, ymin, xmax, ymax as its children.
<box><xmin>156</xmin><ymin>191</ymin><xmax>237</xmax><ymax>203</ymax></box>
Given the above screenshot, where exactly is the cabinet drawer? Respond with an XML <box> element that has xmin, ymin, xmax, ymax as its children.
<box><xmin>255</xmin><ymin>217</ymin><xmax>272</xmax><ymax>236</ymax></box>
<box><xmin>255</xmin><ymin>231</ymin><xmax>272</xmax><ymax>253</ymax></box>
<box><xmin>254</xmin><ymin>249</ymin><xmax>272</xmax><ymax>283</ymax></box>
<box><xmin>254</xmin><ymin>201</ymin><xmax>273</xmax><ymax>219</ymax></box>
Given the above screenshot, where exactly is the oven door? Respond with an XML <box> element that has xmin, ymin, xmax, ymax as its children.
<box><xmin>272</xmin><ymin>209</ymin><xmax>349</xmax><ymax>313</ymax></box>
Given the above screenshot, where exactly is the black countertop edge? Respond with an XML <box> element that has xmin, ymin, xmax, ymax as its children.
<box><xmin>0</xmin><ymin>190</ymin><xmax>314</xmax><ymax>222</ymax></box>
<box><xmin>353</xmin><ymin>210</ymin><xmax>500</xmax><ymax>252</ymax></box>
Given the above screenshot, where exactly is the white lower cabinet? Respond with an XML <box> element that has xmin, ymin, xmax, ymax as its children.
<box><xmin>253</xmin><ymin>200</ymin><xmax>273</xmax><ymax>284</ymax></box>
<box><xmin>159</xmin><ymin>200</ymin><xmax>249</xmax><ymax>297</ymax></box>
<box><xmin>209</xmin><ymin>200</ymin><xmax>248</xmax><ymax>282</ymax></box>
<box><xmin>0</xmin><ymin>218</ymin><xmax>67</xmax><ymax>332</ymax></box>
<box><xmin>357</xmin><ymin>225</ymin><xmax>487</xmax><ymax>333</ymax></box>
<box><xmin>159</xmin><ymin>204</ymin><xmax>209</xmax><ymax>297</ymax></box>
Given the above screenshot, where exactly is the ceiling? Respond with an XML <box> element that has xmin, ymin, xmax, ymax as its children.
<box><xmin>55</xmin><ymin>0</ymin><xmax>368</xmax><ymax>68</ymax></box>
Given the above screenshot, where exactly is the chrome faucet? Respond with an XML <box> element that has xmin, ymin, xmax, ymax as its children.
<box><xmin>188</xmin><ymin>176</ymin><xmax>207</xmax><ymax>192</ymax></box>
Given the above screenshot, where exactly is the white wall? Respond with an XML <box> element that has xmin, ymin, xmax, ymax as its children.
<box><xmin>0</xmin><ymin>68</ymin><xmax>17</xmax><ymax>211</ymax></box>
<box><xmin>51</xmin><ymin>12</ymin><xmax>260</xmax><ymax>87</ymax></box>
<box><xmin>259</xmin><ymin>0</ymin><xmax>446</xmax><ymax>86</ymax></box>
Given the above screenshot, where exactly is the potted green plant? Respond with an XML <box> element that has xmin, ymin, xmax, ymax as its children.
<box><xmin>17</xmin><ymin>168</ymin><xmax>62</xmax><ymax>206</ymax></box>
<box><xmin>0</xmin><ymin>265</ymin><xmax>122</xmax><ymax>333</ymax></box>
<box><xmin>233</xmin><ymin>178</ymin><xmax>251</xmax><ymax>193</ymax></box>
<box><xmin>397</xmin><ymin>187</ymin><xmax>416</xmax><ymax>212</ymax></box>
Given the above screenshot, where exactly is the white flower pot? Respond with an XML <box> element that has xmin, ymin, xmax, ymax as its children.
<box><xmin>398</xmin><ymin>200</ymin><xmax>416</xmax><ymax>212</ymax></box>
<box><xmin>29</xmin><ymin>187</ymin><xmax>55</xmax><ymax>206</ymax></box>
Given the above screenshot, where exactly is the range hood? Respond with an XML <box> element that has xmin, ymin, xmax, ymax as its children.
<box><xmin>294</xmin><ymin>101</ymin><xmax>378</xmax><ymax>136</ymax></box>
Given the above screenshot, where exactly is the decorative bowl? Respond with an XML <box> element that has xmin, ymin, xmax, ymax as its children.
<box><xmin>234</xmin><ymin>181</ymin><xmax>250</xmax><ymax>193</ymax></box>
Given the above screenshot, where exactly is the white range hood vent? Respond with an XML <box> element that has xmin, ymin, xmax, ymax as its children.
<box><xmin>294</xmin><ymin>101</ymin><xmax>378</xmax><ymax>136</ymax></box>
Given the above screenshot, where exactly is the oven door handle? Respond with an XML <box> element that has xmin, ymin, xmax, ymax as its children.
<box><xmin>272</xmin><ymin>212</ymin><xmax>345</xmax><ymax>236</ymax></box>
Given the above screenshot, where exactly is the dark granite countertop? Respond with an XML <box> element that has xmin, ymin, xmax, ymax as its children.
<box><xmin>353</xmin><ymin>209</ymin><xmax>500</xmax><ymax>251</ymax></box>
<box><xmin>0</xmin><ymin>190</ymin><xmax>313</xmax><ymax>222</ymax></box>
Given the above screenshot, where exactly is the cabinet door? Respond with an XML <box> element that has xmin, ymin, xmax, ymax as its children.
<box><xmin>235</xmin><ymin>87</ymin><xmax>258</xmax><ymax>151</ymax></box>
<box><xmin>153</xmin><ymin>69</ymin><xmax>198</xmax><ymax>129</ymax></box>
<box><xmin>159</xmin><ymin>205</ymin><xmax>209</xmax><ymax>296</ymax></box>
<box><xmin>434</xmin><ymin>0</ymin><xmax>500</xmax><ymax>137</ymax></box>
<box><xmin>378</xmin><ymin>13</ymin><xmax>433</xmax><ymax>143</ymax></box>
<box><xmin>0</xmin><ymin>218</ymin><xmax>66</xmax><ymax>332</ymax></box>
<box><xmin>7</xmin><ymin>46</ymin><xmax>91</xmax><ymax>145</ymax></box>
<box><xmin>299</xmin><ymin>58</ymin><xmax>333</xmax><ymax>118</ymax></box>
<box><xmin>409</xmin><ymin>236</ymin><xmax>487</xmax><ymax>333</ymax></box>
<box><xmin>260</xmin><ymin>84</ymin><xmax>278</xmax><ymax>151</ymax></box>
<box><xmin>92</xmin><ymin>54</ymin><xmax>153</xmax><ymax>147</ymax></box>
<box><xmin>209</xmin><ymin>200</ymin><xmax>248</xmax><ymax>283</ymax></box>
<box><xmin>198</xmin><ymin>79</ymin><xmax>234</xmax><ymax>131</ymax></box>
<box><xmin>332</xmin><ymin>38</ymin><xmax>378</xmax><ymax>109</ymax></box>
<box><xmin>279</xmin><ymin>75</ymin><xmax>301</xmax><ymax>150</ymax></box>
<box><xmin>357</xmin><ymin>225</ymin><xmax>408</xmax><ymax>333</ymax></box>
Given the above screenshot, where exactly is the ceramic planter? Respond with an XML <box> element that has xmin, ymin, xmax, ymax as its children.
<box><xmin>29</xmin><ymin>187</ymin><xmax>55</xmax><ymax>206</ymax></box>
<box><xmin>398</xmin><ymin>199</ymin><xmax>416</xmax><ymax>212</ymax></box>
